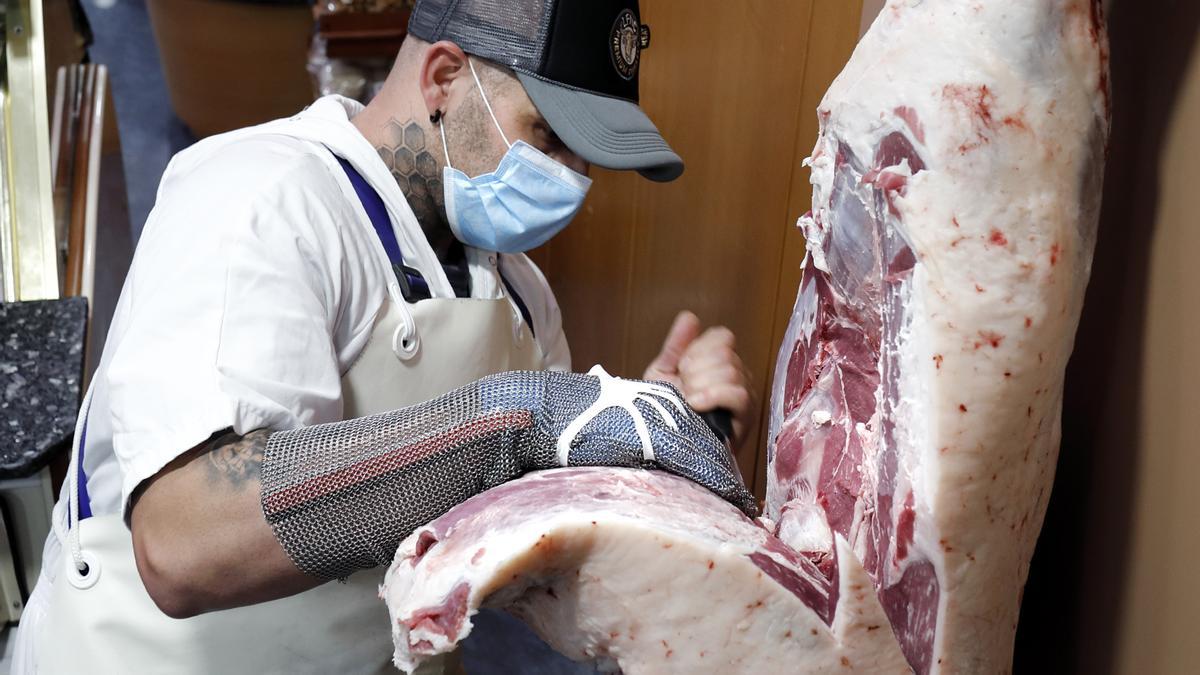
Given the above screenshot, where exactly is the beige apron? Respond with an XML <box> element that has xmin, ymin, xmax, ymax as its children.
<box><xmin>35</xmin><ymin>286</ymin><xmax>543</xmax><ymax>673</ymax></box>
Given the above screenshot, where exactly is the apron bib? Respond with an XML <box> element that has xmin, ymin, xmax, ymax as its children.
<box><xmin>37</xmin><ymin>294</ymin><xmax>541</xmax><ymax>674</ymax></box>
<box><xmin>32</xmin><ymin>136</ymin><xmax>543</xmax><ymax>673</ymax></box>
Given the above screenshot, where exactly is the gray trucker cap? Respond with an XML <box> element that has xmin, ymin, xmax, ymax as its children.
<box><xmin>408</xmin><ymin>0</ymin><xmax>684</xmax><ymax>182</ymax></box>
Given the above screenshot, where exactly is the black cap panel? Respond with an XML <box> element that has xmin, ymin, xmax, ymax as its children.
<box><xmin>538</xmin><ymin>0</ymin><xmax>643</xmax><ymax>103</ymax></box>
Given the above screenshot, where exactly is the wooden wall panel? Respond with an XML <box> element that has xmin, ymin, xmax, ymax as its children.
<box><xmin>756</xmin><ymin>0</ymin><xmax>869</xmax><ymax>490</ymax></box>
<box><xmin>538</xmin><ymin>0</ymin><xmax>865</xmax><ymax>497</ymax></box>
<box><xmin>534</xmin><ymin>170</ymin><xmax>640</xmax><ymax>375</ymax></box>
<box><xmin>623</xmin><ymin>0</ymin><xmax>816</xmax><ymax>490</ymax></box>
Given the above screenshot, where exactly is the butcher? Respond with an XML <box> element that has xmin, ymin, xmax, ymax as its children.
<box><xmin>12</xmin><ymin>0</ymin><xmax>757</xmax><ymax>672</ymax></box>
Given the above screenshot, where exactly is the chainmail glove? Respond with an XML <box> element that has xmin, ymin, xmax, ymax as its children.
<box><xmin>261</xmin><ymin>365</ymin><xmax>755</xmax><ymax>580</ymax></box>
<box><xmin>515</xmin><ymin>366</ymin><xmax>755</xmax><ymax>513</ymax></box>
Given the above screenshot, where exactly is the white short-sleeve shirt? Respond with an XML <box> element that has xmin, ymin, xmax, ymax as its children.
<box><xmin>67</xmin><ymin>95</ymin><xmax>571</xmax><ymax>528</ymax></box>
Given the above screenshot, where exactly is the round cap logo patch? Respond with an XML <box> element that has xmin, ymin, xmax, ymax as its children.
<box><xmin>610</xmin><ymin>9</ymin><xmax>641</xmax><ymax>81</ymax></box>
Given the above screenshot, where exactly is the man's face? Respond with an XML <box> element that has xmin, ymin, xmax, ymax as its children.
<box><xmin>443</xmin><ymin>59</ymin><xmax>589</xmax><ymax>180</ymax></box>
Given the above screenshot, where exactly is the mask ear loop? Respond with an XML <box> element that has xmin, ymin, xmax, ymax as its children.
<box><xmin>467</xmin><ymin>58</ymin><xmax>513</xmax><ymax>149</ymax></box>
<box><xmin>437</xmin><ymin>114</ymin><xmax>453</xmax><ymax>171</ymax></box>
<box><xmin>439</xmin><ymin>58</ymin><xmax>514</xmax><ymax>169</ymax></box>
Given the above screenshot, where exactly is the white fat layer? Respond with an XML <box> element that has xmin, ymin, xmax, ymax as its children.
<box><xmin>384</xmin><ymin>469</ymin><xmax>910</xmax><ymax>674</ymax></box>
<box><xmin>901</xmin><ymin>266</ymin><xmax>944</xmax><ymax>585</ymax></box>
<box><xmin>778</xmin><ymin>502</ymin><xmax>833</xmax><ymax>554</ymax></box>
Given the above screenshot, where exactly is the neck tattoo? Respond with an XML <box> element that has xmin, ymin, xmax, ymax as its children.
<box><xmin>375</xmin><ymin>118</ymin><xmax>454</xmax><ymax>258</ymax></box>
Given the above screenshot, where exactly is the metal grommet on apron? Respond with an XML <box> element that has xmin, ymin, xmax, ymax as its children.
<box><xmin>56</xmin><ymin>386</ymin><xmax>101</xmax><ymax>590</ymax></box>
<box><xmin>389</xmin><ymin>281</ymin><xmax>421</xmax><ymax>360</ymax></box>
<box><xmin>63</xmin><ymin>551</ymin><xmax>100</xmax><ymax>591</ymax></box>
<box><xmin>31</xmin><ymin>140</ymin><xmax>544</xmax><ymax>675</ymax></box>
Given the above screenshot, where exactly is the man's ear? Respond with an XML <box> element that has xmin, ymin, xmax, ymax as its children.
<box><xmin>419</xmin><ymin>41</ymin><xmax>469</xmax><ymax>120</ymax></box>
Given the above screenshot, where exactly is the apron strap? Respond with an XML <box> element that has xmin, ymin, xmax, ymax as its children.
<box><xmin>76</xmin><ymin>401</ymin><xmax>93</xmax><ymax>521</ymax></box>
<box><xmin>334</xmin><ymin>155</ymin><xmax>403</xmax><ymax>266</ymax></box>
<box><xmin>499</xmin><ymin>269</ymin><xmax>536</xmax><ymax>341</ymax></box>
<box><xmin>333</xmin><ymin>154</ymin><xmax>432</xmax><ymax>301</ymax></box>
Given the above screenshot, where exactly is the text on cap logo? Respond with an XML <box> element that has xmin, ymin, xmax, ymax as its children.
<box><xmin>610</xmin><ymin>9</ymin><xmax>645</xmax><ymax>81</ymax></box>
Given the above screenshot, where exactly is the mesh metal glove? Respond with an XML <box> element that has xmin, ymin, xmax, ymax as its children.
<box><xmin>519</xmin><ymin>366</ymin><xmax>753</xmax><ymax>510</ymax></box>
<box><xmin>261</xmin><ymin>366</ymin><xmax>756</xmax><ymax>581</ymax></box>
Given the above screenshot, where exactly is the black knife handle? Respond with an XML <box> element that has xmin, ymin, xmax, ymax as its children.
<box><xmin>701</xmin><ymin>408</ymin><xmax>735</xmax><ymax>444</ymax></box>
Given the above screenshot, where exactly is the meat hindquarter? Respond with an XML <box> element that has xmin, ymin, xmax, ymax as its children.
<box><xmin>766</xmin><ymin>0</ymin><xmax>1110</xmax><ymax>671</ymax></box>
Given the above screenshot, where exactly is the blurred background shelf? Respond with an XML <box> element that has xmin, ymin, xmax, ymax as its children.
<box><xmin>145</xmin><ymin>0</ymin><xmax>312</xmax><ymax>138</ymax></box>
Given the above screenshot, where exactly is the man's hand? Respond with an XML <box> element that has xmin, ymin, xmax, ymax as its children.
<box><xmin>524</xmin><ymin>367</ymin><xmax>756</xmax><ymax>515</ymax></box>
<box><xmin>643</xmin><ymin>311</ymin><xmax>756</xmax><ymax>449</ymax></box>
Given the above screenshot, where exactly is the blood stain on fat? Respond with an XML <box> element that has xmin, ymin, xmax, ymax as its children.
<box><xmin>979</xmin><ymin>331</ymin><xmax>1004</xmax><ymax>348</ymax></box>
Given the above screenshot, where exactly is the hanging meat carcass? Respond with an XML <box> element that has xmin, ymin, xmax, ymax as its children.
<box><xmin>382</xmin><ymin>0</ymin><xmax>1110</xmax><ymax>672</ymax></box>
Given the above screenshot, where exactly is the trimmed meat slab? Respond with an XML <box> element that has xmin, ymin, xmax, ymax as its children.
<box><xmin>385</xmin><ymin>469</ymin><xmax>908</xmax><ymax>673</ymax></box>
<box><xmin>383</xmin><ymin>1</ymin><xmax>1109</xmax><ymax>672</ymax></box>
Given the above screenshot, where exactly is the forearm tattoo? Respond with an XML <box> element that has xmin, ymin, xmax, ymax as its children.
<box><xmin>204</xmin><ymin>429</ymin><xmax>269</xmax><ymax>489</ymax></box>
<box><xmin>376</xmin><ymin>118</ymin><xmax>445</xmax><ymax>232</ymax></box>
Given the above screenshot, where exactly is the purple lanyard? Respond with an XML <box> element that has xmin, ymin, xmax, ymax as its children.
<box><xmin>75</xmin><ymin>400</ymin><xmax>93</xmax><ymax>521</ymax></box>
<box><xmin>333</xmin><ymin>153</ymin><xmax>534</xmax><ymax>336</ymax></box>
<box><xmin>334</xmin><ymin>155</ymin><xmax>432</xmax><ymax>300</ymax></box>
<box><xmin>335</xmin><ymin>155</ymin><xmax>403</xmax><ymax>265</ymax></box>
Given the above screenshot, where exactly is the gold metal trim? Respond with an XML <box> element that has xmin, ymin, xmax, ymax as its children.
<box><xmin>3</xmin><ymin>0</ymin><xmax>58</xmax><ymax>302</ymax></box>
<box><xmin>0</xmin><ymin>84</ymin><xmax>14</xmax><ymax>301</ymax></box>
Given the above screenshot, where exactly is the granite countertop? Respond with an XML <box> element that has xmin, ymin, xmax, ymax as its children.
<box><xmin>0</xmin><ymin>298</ymin><xmax>88</xmax><ymax>478</ymax></box>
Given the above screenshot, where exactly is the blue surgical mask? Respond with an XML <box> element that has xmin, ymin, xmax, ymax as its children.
<box><xmin>438</xmin><ymin>60</ymin><xmax>592</xmax><ymax>253</ymax></box>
